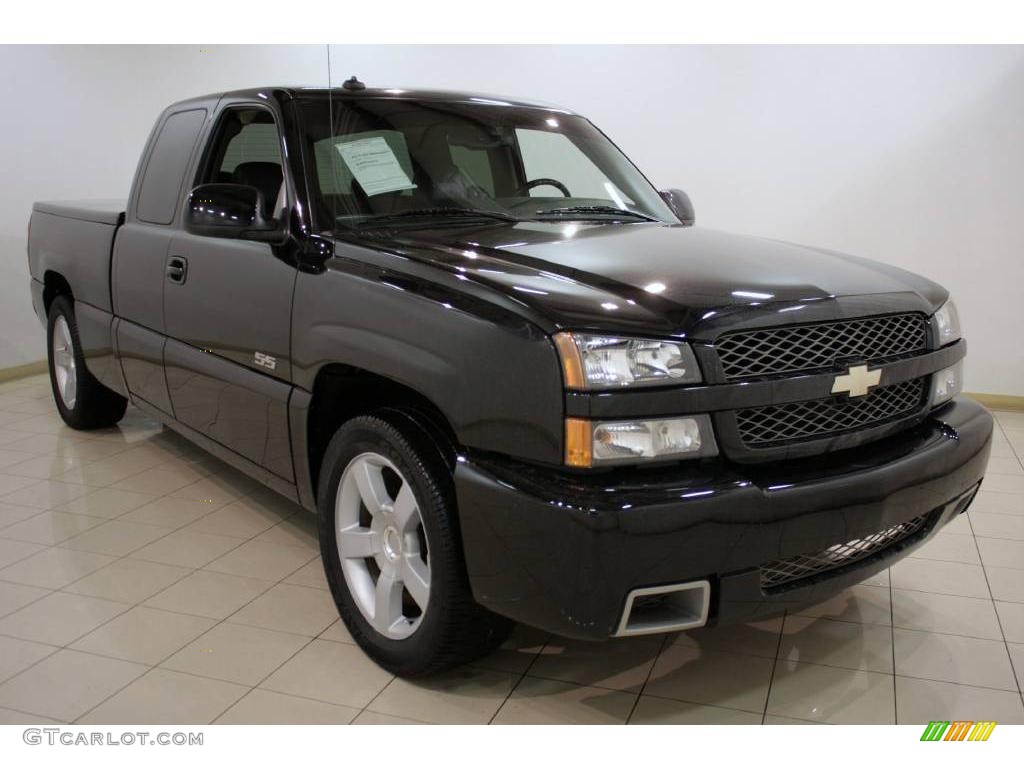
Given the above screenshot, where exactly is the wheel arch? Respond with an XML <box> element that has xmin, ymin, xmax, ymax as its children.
<box><xmin>305</xmin><ymin>363</ymin><xmax>460</xmax><ymax>504</ymax></box>
<box><xmin>42</xmin><ymin>270</ymin><xmax>73</xmax><ymax>315</ymax></box>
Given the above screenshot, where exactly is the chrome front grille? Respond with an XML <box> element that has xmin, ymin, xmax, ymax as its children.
<box><xmin>760</xmin><ymin>513</ymin><xmax>931</xmax><ymax>591</ymax></box>
<box><xmin>736</xmin><ymin>378</ymin><xmax>926</xmax><ymax>447</ymax></box>
<box><xmin>715</xmin><ymin>313</ymin><xmax>928</xmax><ymax>381</ymax></box>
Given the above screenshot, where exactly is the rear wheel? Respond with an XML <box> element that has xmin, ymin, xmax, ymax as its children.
<box><xmin>318</xmin><ymin>413</ymin><xmax>511</xmax><ymax>676</ymax></box>
<box><xmin>47</xmin><ymin>296</ymin><xmax>127</xmax><ymax>429</ymax></box>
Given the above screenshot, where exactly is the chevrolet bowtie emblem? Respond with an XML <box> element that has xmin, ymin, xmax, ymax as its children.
<box><xmin>831</xmin><ymin>364</ymin><xmax>882</xmax><ymax>398</ymax></box>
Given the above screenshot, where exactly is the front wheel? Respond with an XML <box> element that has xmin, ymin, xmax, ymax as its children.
<box><xmin>47</xmin><ymin>295</ymin><xmax>127</xmax><ymax>430</ymax></box>
<box><xmin>318</xmin><ymin>414</ymin><xmax>511</xmax><ymax>676</ymax></box>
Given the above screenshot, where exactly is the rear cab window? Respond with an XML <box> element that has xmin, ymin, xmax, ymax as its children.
<box><xmin>135</xmin><ymin>109</ymin><xmax>207</xmax><ymax>225</ymax></box>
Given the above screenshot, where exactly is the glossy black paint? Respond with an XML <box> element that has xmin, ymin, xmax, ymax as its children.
<box><xmin>184</xmin><ymin>183</ymin><xmax>281</xmax><ymax>240</ymax></box>
<box><xmin>26</xmin><ymin>86</ymin><xmax>993</xmax><ymax>641</ymax></box>
<box><xmin>456</xmin><ymin>398</ymin><xmax>992</xmax><ymax>638</ymax></box>
<box><xmin>108</xmin><ymin>96</ymin><xmax>215</xmax><ymax>407</ymax></box>
<box><xmin>27</xmin><ymin>209</ymin><xmax>121</xmax><ymax>312</ymax></box>
<box><xmin>659</xmin><ymin>188</ymin><xmax>695</xmax><ymax>225</ymax></box>
<box><xmin>131</xmin><ymin>393</ymin><xmax>299</xmax><ymax>504</ymax></box>
<box><xmin>25</xmin><ymin>206</ymin><xmax>125</xmax><ymax>398</ymax></box>
<box><xmin>114</xmin><ymin>319</ymin><xmax>172</xmax><ymax>414</ymax></box>
<box><xmin>164</xmin><ymin>339</ymin><xmax>294</xmax><ymax>480</ymax></box>
<box><xmin>373</xmin><ymin>221</ymin><xmax>948</xmax><ymax>337</ymax></box>
<box><xmin>71</xmin><ymin>303</ymin><xmax>126</xmax><ymax>397</ymax></box>
<box><xmin>289</xmin><ymin>240</ymin><xmax>565</xmax><ymax>465</ymax></box>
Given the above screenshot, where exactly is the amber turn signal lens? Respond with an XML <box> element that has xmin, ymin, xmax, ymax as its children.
<box><xmin>552</xmin><ymin>332</ymin><xmax>585</xmax><ymax>390</ymax></box>
<box><xmin>565</xmin><ymin>418</ymin><xmax>593</xmax><ymax>468</ymax></box>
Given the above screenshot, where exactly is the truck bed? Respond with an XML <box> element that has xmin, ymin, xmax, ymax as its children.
<box><xmin>32</xmin><ymin>199</ymin><xmax>126</xmax><ymax>226</ymax></box>
<box><xmin>28</xmin><ymin>199</ymin><xmax>126</xmax><ymax>314</ymax></box>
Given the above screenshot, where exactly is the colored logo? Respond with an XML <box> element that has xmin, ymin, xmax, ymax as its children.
<box><xmin>920</xmin><ymin>721</ymin><xmax>997</xmax><ymax>741</ymax></box>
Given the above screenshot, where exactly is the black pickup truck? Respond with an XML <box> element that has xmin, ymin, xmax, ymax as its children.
<box><xmin>27</xmin><ymin>83</ymin><xmax>992</xmax><ymax>676</ymax></box>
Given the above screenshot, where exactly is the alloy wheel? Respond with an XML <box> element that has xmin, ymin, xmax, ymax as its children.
<box><xmin>335</xmin><ymin>452</ymin><xmax>431</xmax><ymax>639</ymax></box>
<box><xmin>52</xmin><ymin>315</ymin><xmax>77</xmax><ymax>409</ymax></box>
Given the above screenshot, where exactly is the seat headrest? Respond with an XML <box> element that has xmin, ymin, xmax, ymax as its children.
<box><xmin>232</xmin><ymin>162</ymin><xmax>283</xmax><ymax>214</ymax></box>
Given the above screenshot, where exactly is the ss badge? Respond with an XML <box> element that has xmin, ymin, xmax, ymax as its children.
<box><xmin>254</xmin><ymin>352</ymin><xmax>277</xmax><ymax>371</ymax></box>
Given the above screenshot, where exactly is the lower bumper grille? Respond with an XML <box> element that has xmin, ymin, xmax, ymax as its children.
<box><xmin>760</xmin><ymin>513</ymin><xmax>931</xmax><ymax>591</ymax></box>
<box><xmin>736</xmin><ymin>377</ymin><xmax>926</xmax><ymax>447</ymax></box>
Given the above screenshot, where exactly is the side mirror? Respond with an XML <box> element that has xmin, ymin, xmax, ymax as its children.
<box><xmin>659</xmin><ymin>188</ymin><xmax>695</xmax><ymax>226</ymax></box>
<box><xmin>185</xmin><ymin>183</ymin><xmax>284</xmax><ymax>243</ymax></box>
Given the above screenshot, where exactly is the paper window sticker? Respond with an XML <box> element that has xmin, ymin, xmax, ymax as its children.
<box><xmin>335</xmin><ymin>136</ymin><xmax>417</xmax><ymax>196</ymax></box>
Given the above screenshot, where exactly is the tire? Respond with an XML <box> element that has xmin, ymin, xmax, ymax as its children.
<box><xmin>318</xmin><ymin>413</ymin><xmax>512</xmax><ymax>676</ymax></box>
<box><xmin>47</xmin><ymin>295</ymin><xmax>128</xmax><ymax>430</ymax></box>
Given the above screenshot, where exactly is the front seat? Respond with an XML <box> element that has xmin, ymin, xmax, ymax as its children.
<box><xmin>232</xmin><ymin>161</ymin><xmax>283</xmax><ymax>219</ymax></box>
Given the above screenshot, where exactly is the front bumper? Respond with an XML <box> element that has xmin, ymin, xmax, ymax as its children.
<box><xmin>455</xmin><ymin>397</ymin><xmax>992</xmax><ymax>640</ymax></box>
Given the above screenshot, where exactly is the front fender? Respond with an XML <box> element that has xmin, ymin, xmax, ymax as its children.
<box><xmin>290</xmin><ymin>249</ymin><xmax>565</xmax><ymax>465</ymax></box>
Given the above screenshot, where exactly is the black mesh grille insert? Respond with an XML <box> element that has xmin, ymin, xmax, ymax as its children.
<box><xmin>736</xmin><ymin>378</ymin><xmax>926</xmax><ymax>447</ymax></box>
<box><xmin>715</xmin><ymin>313</ymin><xmax>928</xmax><ymax>381</ymax></box>
<box><xmin>760</xmin><ymin>513</ymin><xmax>931</xmax><ymax>591</ymax></box>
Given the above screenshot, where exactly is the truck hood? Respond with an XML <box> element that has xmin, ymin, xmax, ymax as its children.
<box><xmin>372</xmin><ymin>221</ymin><xmax>948</xmax><ymax>339</ymax></box>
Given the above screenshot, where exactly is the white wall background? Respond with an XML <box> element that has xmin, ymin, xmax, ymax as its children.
<box><xmin>1</xmin><ymin>45</ymin><xmax>1021</xmax><ymax>394</ymax></box>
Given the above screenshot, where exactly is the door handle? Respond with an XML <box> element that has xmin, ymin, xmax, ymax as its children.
<box><xmin>166</xmin><ymin>256</ymin><xmax>188</xmax><ymax>284</ymax></box>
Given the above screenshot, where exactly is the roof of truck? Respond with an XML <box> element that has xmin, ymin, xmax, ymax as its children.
<box><xmin>180</xmin><ymin>86</ymin><xmax>578</xmax><ymax>115</ymax></box>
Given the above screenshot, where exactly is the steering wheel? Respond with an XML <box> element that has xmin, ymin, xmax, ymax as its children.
<box><xmin>516</xmin><ymin>178</ymin><xmax>571</xmax><ymax>197</ymax></box>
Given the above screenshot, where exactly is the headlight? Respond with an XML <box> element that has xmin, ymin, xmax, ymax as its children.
<box><xmin>932</xmin><ymin>298</ymin><xmax>961</xmax><ymax>346</ymax></box>
<box><xmin>553</xmin><ymin>332</ymin><xmax>701</xmax><ymax>389</ymax></box>
<box><xmin>565</xmin><ymin>415</ymin><xmax>718</xmax><ymax>467</ymax></box>
<box><xmin>931</xmin><ymin>360</ymin><xmax>963</xmax><ymax>407</ymax></box>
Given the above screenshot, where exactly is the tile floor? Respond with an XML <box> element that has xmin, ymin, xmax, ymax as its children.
<box><xmin>0</xmin><ymin>373</ymin><xmax>1022</xmax><ymax>725</ymax></box>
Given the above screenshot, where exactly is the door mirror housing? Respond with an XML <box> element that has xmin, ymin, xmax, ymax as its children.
<box><xmin>185</xmin><ymin>183</ymin><xmax>285</xmax><ymax>243</ymax></box>
<box><xmin>659</xmin><ymin>188</ymin><xmax>695</xmax><ymax>226</ymax></box>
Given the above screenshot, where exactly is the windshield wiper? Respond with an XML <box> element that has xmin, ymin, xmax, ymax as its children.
<box><xmin>533</xmin><ymin>205</ymin><xmax>658</xmax><ymax>222</ymax></box>
<box><xmin>354</xmin><ymin>207</ymin><xmax>518</xmax><ymax>228</ymax></box>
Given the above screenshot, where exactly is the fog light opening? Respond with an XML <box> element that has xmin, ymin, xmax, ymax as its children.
<box><xmin>614</xmin><ymin>580</ymin><xmax>710</xmax><ymax>637</ymax></box>
<box><xmin>950</xmin><ymin>483</ymin><xmax>981</xmax><ymax>516</ymax></box>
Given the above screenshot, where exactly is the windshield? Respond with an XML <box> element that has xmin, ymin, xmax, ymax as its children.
<box><xmin>297</xmin><ymin>95</ymin><xmax>678</xmax><ymax>230</ymax></box>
